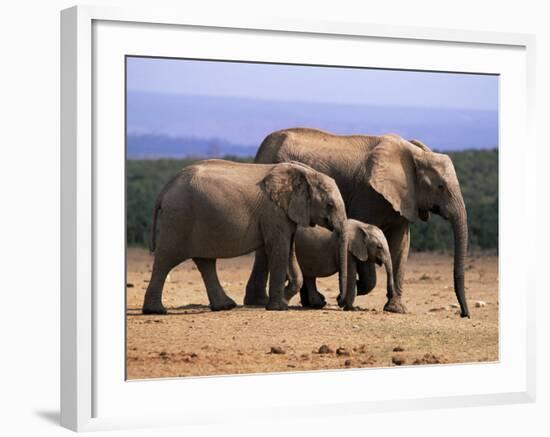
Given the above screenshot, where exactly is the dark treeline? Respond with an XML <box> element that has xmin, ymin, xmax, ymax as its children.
<box><xmin>127</xmin><ymin>149</ymin><xmax>498</xmax><ymax>252</ymax></box>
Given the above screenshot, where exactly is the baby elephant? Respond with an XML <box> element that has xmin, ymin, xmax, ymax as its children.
<box><xmin>292</xmin><ymin>219</ymin><xmax>395</xmax><ymax>311</ymax></box>
<box><xmin>142</xmin><ymin>159</ymin><xmax>347</xmax><ymax>314</ymax></box>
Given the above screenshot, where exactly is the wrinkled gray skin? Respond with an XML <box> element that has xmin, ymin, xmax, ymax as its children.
<box><xmin>289</xmin><ymin>219</ymin><xmax>395</xmax><ymax>311</ymax></box>
<box><xmin>142</xmin><ymin>159</ymin><xmax>347</xmax><ymax>314</ymax></box>
<box><xmin>245</xmin><ymin>128</ymin><xmax>470</xmax><ymax>318</ymax></box>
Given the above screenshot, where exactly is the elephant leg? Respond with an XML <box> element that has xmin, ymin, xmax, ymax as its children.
<box><xmin>143</xmin><ymin>254</ymin><xmax>183</xmax><ymax>315</ymax></box>
<box><xmin>244</xmin><ymin>248</ymin><xmax>269</xmax><ymax>306</ymax></box>
<box><xmin>356</xmin><ymin>261</ymin><xmax>377</xmax><ymax>296</ymax></box>
<box><xmin>193</xmin><ymin>258</ymin><xmax>237</xmax><ymax>311</ymax></box>
<box><xmin>383</xmin><ymin>223</ymin><xmax>409</xmax><ymax>314</ymax></box>
<box><xmin>299</xmin><ymin>281</ymin><xmax>310</xmax><ymax>307</ymax></box>
<box><xmin>300</xmin><ymin>277</ymin><xmax>326</xmax><ymax>309</ymax></box>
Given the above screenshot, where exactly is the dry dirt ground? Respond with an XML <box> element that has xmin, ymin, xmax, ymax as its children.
<box><xmin>126</xmin><ymin>249</ymin><xmax>498</xmax><ymax>379</ymax></box>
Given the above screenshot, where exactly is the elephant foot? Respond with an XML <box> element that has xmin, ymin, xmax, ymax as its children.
<box><xmin>243</xmin><ymin>292</ymin><xmax>269</xmax><ymax>307</ymax></box>
<box><xmin>142</xmin><ymin>303</ymin><xmax>167</xmax><ymax>315</ymax></box>
<box><xmin>266</xmin><ymin>298</ymin><xmax>289</xmax><ymax>311</ymax></box>
<box><xmin>308</xmin><ymin>298</ymin><xmax>327</xmax><ymax>309</ymax></box>
<box><xmin>356</xmin><ymin>280</ymin><xmax>374</xmax><ymax>296</ymax></box>
<box><xmin>301</xmin><ymin>292</ymin><xmax>326</xmax><ymax>309</ymax></box>
<box><xmin>343</xmin><ymin>305</ymin><xmax>358</xmax><ymax>311</ymax></box>
<box><xmin>383</xmin><ymin>298</ymin><xmax>407</xmax><ymax>314</ymax></box>
<box><xmin>210</xmin><ymin>297</ymin><xmax>237</xmax><ymax>312</ymax></box>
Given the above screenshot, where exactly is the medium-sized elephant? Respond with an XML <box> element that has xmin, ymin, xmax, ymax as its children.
<box><xmin>290</xmin><ymin>219</ymin><xmax>395</xmax><ymax>311</ymax></box>
<box><xmin>142</xmin><ymin>159</ymin><xmax>347</xmax><ymax>314</ymax></box>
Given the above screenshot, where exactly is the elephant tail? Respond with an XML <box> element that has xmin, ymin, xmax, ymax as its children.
<box><xmin>149</xmin><ymin>174</ymin><xmax>179</xmax><ymax>254</ymax></box>
<box><xmin>149</xmin><ymin>198</ymin><xmax>161</xmax><ymax>254</ymax></box>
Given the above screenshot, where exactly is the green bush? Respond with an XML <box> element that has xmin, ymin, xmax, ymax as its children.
<box><xmin>127</xmin><ymin>150</ymin><xmax>498</xmax><ymax>252</ymax></box>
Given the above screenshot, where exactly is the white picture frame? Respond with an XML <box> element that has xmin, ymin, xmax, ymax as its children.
<box><xmin>60</xmin><ymin>5</ymin><xmax>536</xmax><ymax>432</ymax></box>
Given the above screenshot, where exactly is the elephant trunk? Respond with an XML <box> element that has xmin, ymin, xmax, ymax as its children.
<box><xmin>383</xmin><ymin>256</ymin><xmax>395</xmax><ymax>300</ymax></box>
<box><xmin>450</xmin><ymin>196</ymin><xmax>470</xmax><ymax>318</ymax></box>
<box><xmin>337</xmin><ymin>224</ymin><xmax>351</xmax><ymax>306</ymax></box>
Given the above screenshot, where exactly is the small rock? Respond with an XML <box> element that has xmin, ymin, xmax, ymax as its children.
<box><xmin>300</xmin><ymin>353</ymin><xmax>310</xmax><ymax>360</ymax></box>
<box><xmin>419</xmin><ymin>273</ymin><xmax>431</xmax><ymax>281</ymax></box>
<box><xmin>287</xmin><ymin>364</ymin><xmax>296</xmax><ymax>368</ymax></box>
<box><xmin>429</xmin><ymin>307</ymin><xmax>446</xmax><ymax>312</ymax></box>
<box><xmin>475</xmin><ymin>301</ymin><xmax>486</xmax><ymax>308</ymax></box>
<box><xmin>393</xmin><ymin>346</ymin><xmax>404</xmax><ymax>352</ymax></box>
<box><xmin>392</xmin><ymin>356</ymin><xmax>405</xmax><ymax>366</ymax></box>
<box><xmin>449</xmin><ymin>303</ymin><xmax>459</xmax><ymax>309</ymax></box>
<box><xmin>361</xmin><ymin>355</ymin><xmax>376</xmax><ymax>365</ymax></box>
<box><xmin>344</xmin><ymin>359</ymin><xmax>352</xmax><ymax>367</ymax></box>
<box><xmin>270</xmin><ymin>346</ymin><xmax>285</xmax><ymax>355</ymax></box>
<box><xmin>412</xmin><ymin>353</ymin><xmax>446</xmax><ymax>365</ymax></box>
<box><xmin>318</xmin><ymin>344</ymin><xmax>333</xmax><ymax>354</ymax></box>
<box><xmin>352</xmin><ymin>324</ymin><xmax>360</xmax><ymax>329</ymax></box>
<box><xmin>126</xmin><ymin>283</ymin><xmax>134</xmax><ymax>288</ymax></box>
<box><xmin>336</xmin><ymin>347</ymin><xmax>350</xmax><ymax>356</ymax></box>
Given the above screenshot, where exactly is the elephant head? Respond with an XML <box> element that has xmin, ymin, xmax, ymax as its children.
<box><xmin>338</xmin><ymin>219</ymin><xmax>395</xmax><ymax>307</ymax></box>
<box><xmin>263</xmin><ymin>161</ymin><xmax>347</xmax><ymax>231</ymax></box>
<box><xmin>263</xmin><ymin>161</ymin><xmax>348</xmax><ymax>298</ymax></box>
<box><xmin>366</xmin><ymin>139</ymin><xmax>470</xmax><ymax>317</ymax></box>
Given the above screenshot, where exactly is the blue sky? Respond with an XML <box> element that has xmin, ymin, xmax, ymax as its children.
<box><xmin>126</xmin><ymin>56</ymin><xmax>499</xmax><ymax>156</ymax></box>
<box><xmin>127</xmin><ymin>57</ymin><xmax>498</xmax><ymax>110</ymax></box>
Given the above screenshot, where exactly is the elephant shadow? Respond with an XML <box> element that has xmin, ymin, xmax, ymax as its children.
<box><xmin>126</xmin><ymin>303</ymin><xmax>212</xmax><ymax>316</ymax></box>
<box><xmin>126</xmin><ymin>303</ymin><xmax>368</xmax><ymax>316</ymax></box>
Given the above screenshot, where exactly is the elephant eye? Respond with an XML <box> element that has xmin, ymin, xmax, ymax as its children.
<box><xmin>327</xmin><ymin>202</ymin><xmax>334</xmax><ymax>209</ymax></box>
<box><xmin>437</xmin><ymin>184</ymin><xmax>445</xmax><ymax>191</ymax></box>
<box><xmin>376</xmin><ymin>244</ymin><xmax>383</xmax><ymax>250</ymax></box>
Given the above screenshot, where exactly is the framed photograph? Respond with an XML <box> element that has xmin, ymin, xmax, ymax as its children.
<box><xmin>61</xmin><ymin>5</ymin><xmax>536</xmax><ymax>431</ymax></box>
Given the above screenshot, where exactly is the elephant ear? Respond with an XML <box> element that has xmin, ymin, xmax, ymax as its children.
<box><xmin>349</xmin><ymin>225</ymin><xmax>369</xmax><ymax>262</ymax></box>
<box><xmin>366</xmin><ymin>141</ymin><xmax>419</xmax><ymax>222</ymax></box>
<box><xmin>409</xmin><ymin>139</ymin><xmax>432</xmax><ymax>152</ymax></box>
<box><xmin>263</xmin><ymin>163</ymin><xmax>311</xmax><ymax>226</ymax></box>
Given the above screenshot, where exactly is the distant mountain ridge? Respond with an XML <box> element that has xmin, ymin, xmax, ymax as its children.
<box><xmin>127</xmin><ymin>134</ymin><xmax>257</xmax><ymax>159</ymax></box>
<box><xmin>127</xmin><ymin>91</ymin><xmax>498</xmax><ymax>158</ymax></box>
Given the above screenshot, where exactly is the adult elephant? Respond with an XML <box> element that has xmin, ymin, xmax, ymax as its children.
<box><xmin>244</xmin><ymin>128</ymin><xmax>470</xmax><ymax>318</ymax></box>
